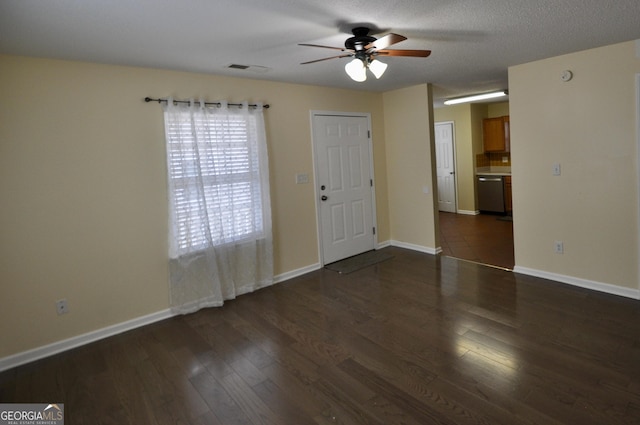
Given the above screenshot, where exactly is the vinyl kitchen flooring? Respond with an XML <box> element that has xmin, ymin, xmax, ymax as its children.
<box><xmin>439</xmin><ymin>211</ymin><xmax>515</xmax><ymax>270</ymax></box>
<box><xmin>1</xmin><ymin>247</ymin><xmax>639</xmax><ymax>424</ymax></box>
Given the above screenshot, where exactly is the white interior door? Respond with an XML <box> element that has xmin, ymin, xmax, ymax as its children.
<box><xmin>313</xmin><ymin>113</ymin><xmax>375</xmax><ymax>264</ymax></box>
<box><xmin>435</xmin><ymin>122</ymin><xmax>457</xmax><ymax>213</ymax></box>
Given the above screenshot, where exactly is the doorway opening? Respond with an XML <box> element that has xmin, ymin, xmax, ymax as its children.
<box><xmin>434</xmin><ymin>121</ymin><xmax>514</xmax><ymax>270</ymax></box>
<box><xmin>438</xmin><ymin>211</ymin><xmax>514</xmax><ymax>270</ymax></box>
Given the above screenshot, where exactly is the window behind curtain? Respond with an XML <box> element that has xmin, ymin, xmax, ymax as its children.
<box><xmin>164</xmin><ymin>107</ymin><xmax>265</xmax><ymax>258</ymax></box>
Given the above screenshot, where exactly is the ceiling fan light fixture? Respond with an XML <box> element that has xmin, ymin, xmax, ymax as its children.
<box><xmin>443</xmin><ymin>90</ymin><xmax>508</xmax><ymax>105</ymax></box>
<box><xmin>345</xmin><ymin>58</ymin><xmax>367</xmax><ymax>82</ymax></box>
<box><xmin>301</xmin><ymin>27</ymin><xmax>431</xmax><ymax>83</ymax></box>
<box><xmin>368</xmin><ymin>59</ymin><xmax>388</xmax><ymax>79</ymax></box>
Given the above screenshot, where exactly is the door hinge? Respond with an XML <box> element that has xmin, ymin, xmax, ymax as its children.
<box><xmin>370</xmin><ymin>179</ymin><xmax>373</xmax><ymax>187</ymax></box>
<box><xmin>368</xmin><ymin>130</ymin><xmax>371</xmax><ymax>138</ymax></box>
<box><xmin>372</xmin><ymin>227</ymin><xmax>376</xmax><ymax>235</ymax></box>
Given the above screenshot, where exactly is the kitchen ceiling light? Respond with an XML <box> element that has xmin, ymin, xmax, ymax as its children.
<box><xmin>444</xmin><ymin>90</ymin><xmax>508</xmax><ymax>105</ymax></box>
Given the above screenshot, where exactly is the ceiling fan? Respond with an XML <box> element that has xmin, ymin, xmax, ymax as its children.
<box><xmin>299</xmin><ymin>27</ymin><xmax>431</xmax><ymax>82</ymax></box>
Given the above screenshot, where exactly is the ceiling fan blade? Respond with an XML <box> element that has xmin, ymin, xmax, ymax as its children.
<box><xmin>364</xmin><ymin>33</ymin><xmax>407</xmax><ymax>50</ymax></box>
<box><xmin>300</xmin><ymin>54</ymin><xmax>353</xmax><ymax>65</ymax></box>
<box><xmin>376</xmin><ymin>49</ymin><xmax>432</xmax><ymax>57</ymax></box>
<box><xmin>299</xmin><ymin>43</ymin><xmax>348</xmax><ymax>51</ymax></box>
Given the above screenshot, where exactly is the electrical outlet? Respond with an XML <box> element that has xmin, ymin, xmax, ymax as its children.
<box><xmin>554</xmin><ymin>241</ymin><xmax>564</xmax><ymax>254</ymax></box>
<box><xmin>56</xmin><ymin>299</ymin><xmax>69</xmax><ymax>315</ymax></box>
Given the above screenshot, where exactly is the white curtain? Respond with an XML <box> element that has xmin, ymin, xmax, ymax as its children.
<box><xmin>163</xmin><ymin>99</ymin><xmax>273</xmax><ymax>314</ymax></box>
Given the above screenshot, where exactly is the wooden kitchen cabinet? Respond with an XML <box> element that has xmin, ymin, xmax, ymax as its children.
<box><xmin>504</xmin><ymin>175</ymin><xmax>512</xmax><ymax>213</ymax></box>
<box><xmin>483</xmin><ymin>116</ymin><xmax>510</xmax><ymax>152</ymax></box>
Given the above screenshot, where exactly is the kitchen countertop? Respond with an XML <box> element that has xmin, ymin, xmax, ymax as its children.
<box><xmin>476</xmin><ymin>171</ymin><xmax>511</xmax><ymax>176</ymax></box>
<box><xmin>476</xmin><ymin>166</ymin><xmax>511</xmax><ymax>176</ymax></box>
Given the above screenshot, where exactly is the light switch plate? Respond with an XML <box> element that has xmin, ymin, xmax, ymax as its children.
<box><xmin>552</xmin><ymin>163</ymin><xmax>561</xmax><ymax>176</ymax></box>
<box><xmin>295</xmin><ymin>173</ymin><xmax>309</xmax><ymax>184</ymax></box>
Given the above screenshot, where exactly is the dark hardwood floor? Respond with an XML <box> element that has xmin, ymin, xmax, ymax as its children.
<box><xmin>2</xmin><ymin>247</ymin><xmax>639</xmax><ymax>424</ymax></box>
<box><xmin>439</xmin><ymin>211</ymin><xmax>514</xmax><ymax>270</ymax></box>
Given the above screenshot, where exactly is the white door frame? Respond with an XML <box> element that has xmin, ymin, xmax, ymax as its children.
<box><xmin>636</xmin><ymin>73</ymin><xmax>640</xmax><ymax>293</ymax></box>
<box><xmin>310</xmin><ymin>110</ymin><xmax>378</xmax><ymax>265</ymax></box>
<box><xmin>435</xmin><ymin>120</ymin><xmax>459</xmax><ymax>213</ymax></box>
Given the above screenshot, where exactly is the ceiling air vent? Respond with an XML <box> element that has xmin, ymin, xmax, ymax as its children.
<box><xmin>225</xmin><ymin>64</ymin><xmax>271</xmax><ymax>73</ymax></box>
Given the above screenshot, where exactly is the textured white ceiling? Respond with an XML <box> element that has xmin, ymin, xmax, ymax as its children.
<box><xmin>1</xmin><ymin>0</ymin><xmax>639</xmax><ymax>105</ymax></box>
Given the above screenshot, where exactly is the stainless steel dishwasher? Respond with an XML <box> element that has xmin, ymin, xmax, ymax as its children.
<box><xmin>477</xmin><ymin>175</ymin><xmax>505</xmax><ymax>213</ymax></box>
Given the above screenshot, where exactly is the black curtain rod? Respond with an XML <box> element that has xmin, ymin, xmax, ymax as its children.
<box><xmin>144</xmin><ymin>97</ymin><xmax>269</xmax><ymax>109</ymax></box>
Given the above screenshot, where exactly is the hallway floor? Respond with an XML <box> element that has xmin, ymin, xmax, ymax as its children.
<box><xmin>439</xmin><ymin>211</ymin><xmax>514</xmax><ymax>269</ymax></box>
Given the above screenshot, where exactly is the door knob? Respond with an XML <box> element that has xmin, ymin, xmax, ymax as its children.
<box><xmin>321</xmin><ymin>195</ymin><xmax>328</xmax><ymax>201</ymax></box>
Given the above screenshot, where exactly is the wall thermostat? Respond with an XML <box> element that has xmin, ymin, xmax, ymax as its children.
<box><xmin>561</xmin><ymin>70</ymin><xmax>573</xmax><ymax>82</ymax></box>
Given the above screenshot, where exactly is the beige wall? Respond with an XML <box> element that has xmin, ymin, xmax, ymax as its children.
<box><xmin>383</xmin><ymin>84</ymin><xmax>438</xmax><ymax>250</ymax></box>
<box><xmin>509</xmin><ymin>40</ymin><xmax>640</xmax><ymax>292</ymax></box>
<box><xmin>487</xmin><ymin>101</ymin><xmax>509</xmax><ymax>118</ymax></box>
<box><xmin>470</xmin><ymin>104</ymin><xmax>488</xmax><ymax>161</ymax></box>
<box><xmin>0</xmin><ymin>55</ymin><xmax>390</xmax><ymax>358</ymax></box>
<box><xmin>3</xmin><ymin>38</ymin><xmax>639</xmax><ymax>362</ymax></box>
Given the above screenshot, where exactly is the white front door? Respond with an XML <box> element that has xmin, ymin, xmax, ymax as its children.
<box><xmin>312</xmin><ymin>113</ymin><xmax>376</xmax><ymax>264</ymax></box>
<box><xmin>435</xmin><ymin>122</ymin><xmax>457</xmax><ymax>213</ymax></box>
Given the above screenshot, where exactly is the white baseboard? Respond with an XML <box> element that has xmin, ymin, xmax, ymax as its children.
<box><xmin>389</xmin><ymin>240</ymin><xmax>440</xmax><ymax>255</ymax></box>
<box><xmin>9</xmin><ymin>253</ymin><xmax>633</xmax><ymax>373</ymax></box>
<box><xmin>513</xmin><ymin>266</ymin><xmax>640</xmax><ymax>300</ymax></box>
<box><xmin>376</xmin><ymin>240</ymin><xmax>391</xmax><ymax>249</ymax></box>
<box><xmin>391</xmin><ymin>240</ymin><xmax>639</xmax><ymax>300</ymax></box>
<box><xmin>0</xmin><ymin>309</ymin><xmax>175</xmax><ymax>372</ymax></box>
<box><xmin>0</xmin><ymin>263</ymin><xmax>325</xmax><ymax>372</ymax></box>
<box><xmin>273</xmin><ymin>263</ymin><xmax>321</xmax><ymax>283</ymax></box>
<box><xmin>456</xmin><ymin>209</ymin><xmax>479</xmax><ymax>215</ymax></box>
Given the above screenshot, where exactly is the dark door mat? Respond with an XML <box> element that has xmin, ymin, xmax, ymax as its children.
<box><xmin>325</xmin><ymin>250</ymin><xmax>394</xmax><ymax>274</ymax></box>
